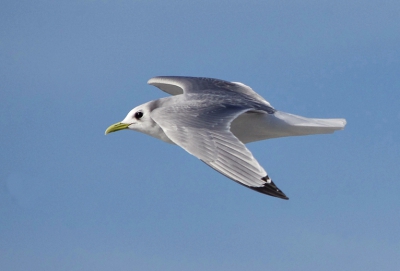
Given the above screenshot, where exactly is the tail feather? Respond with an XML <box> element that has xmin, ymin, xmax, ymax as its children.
<box><xmin>273</xmin><ymin>111</ymin><xmax>347</xmax><ymax>136</ymax></box>
<box><xmin>231</xmin><ymin>110</ymin><xmax>347</xmax><ymax>143</ymax></box>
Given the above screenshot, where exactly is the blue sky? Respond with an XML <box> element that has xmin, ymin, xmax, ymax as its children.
<box><xmin>1</xmin><ymin>0</ymin><xmax>399</xmax><ymax>270</ymax></box>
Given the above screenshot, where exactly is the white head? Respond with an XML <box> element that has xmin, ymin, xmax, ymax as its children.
<box><xmin>105</xmin><ymin>100</ymin><xmax>171</xmax><ymax>143</ymax></box>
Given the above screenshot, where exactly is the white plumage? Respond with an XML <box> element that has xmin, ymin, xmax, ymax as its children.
<box><xmin>105</xmin><ymin>76</ymin><xmax>346</xmax><ymax>200</ymax></box>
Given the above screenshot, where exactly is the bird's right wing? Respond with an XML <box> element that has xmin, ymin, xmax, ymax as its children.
<box><xmin>148</xmin><ymin>76</ymin><xmax>273</xmax><ymax>107</ymax></box>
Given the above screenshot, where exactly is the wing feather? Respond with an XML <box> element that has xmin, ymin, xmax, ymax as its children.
<box><xmin>148</xmin><ymin>76</ymin><xmax>273</xmax><ymax>107</ymax></box>
<box><xmin>150</xmin><ymin>103</ymin><xmax>288</xmax><ymax>199</ymax></box>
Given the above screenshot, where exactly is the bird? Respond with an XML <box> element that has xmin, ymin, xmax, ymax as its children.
<box><xmin>105</xmin><ymin>76</ymin><xmax>346</xmax><ymax>200</ymax></box>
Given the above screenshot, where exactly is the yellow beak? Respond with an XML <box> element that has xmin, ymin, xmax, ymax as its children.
<box><xmin>105</xmin><ymin>122</ymin><xmax>130</xmax><ymax>135</ymax></box>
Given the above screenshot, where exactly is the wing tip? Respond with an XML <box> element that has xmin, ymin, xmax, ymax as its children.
<box><xmin>147</xmin><ymin>76</ymin><xmax>161</xmax><ymax>85</ymax></box>
<box><xmin>251</xmin><ymin>176</ymin><xmax>289</xmax><ymax>200</ymax></box>
<box><xmin>147</xmin><ymin>76</ymin><xmax>185</xmax><ymax>95</ymax></box>
<box><xmin>148</xmin><ymin>76</ymin><xmax>174</xmax><ymax>85</ymax></box>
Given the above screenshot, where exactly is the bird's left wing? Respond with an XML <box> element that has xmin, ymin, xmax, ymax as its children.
<box><xmin>150</xmin><ymin>103</ymin><xmax>288</xmax><ymax>199</ymax></box>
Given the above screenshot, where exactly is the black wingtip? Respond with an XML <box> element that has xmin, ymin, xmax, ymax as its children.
<box><xmin>251</xmin><ymin>176</ymin><xmax>289</xmax><ymax>200</ymax></box>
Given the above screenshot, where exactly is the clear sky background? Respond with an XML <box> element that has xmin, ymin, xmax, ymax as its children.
<box><xmin>1</xmin><ymin>1</ymin><xmax>399</xmax><ymax>270</ymax></box>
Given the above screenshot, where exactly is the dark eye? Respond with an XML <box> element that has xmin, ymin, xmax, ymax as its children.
<box><xmin>134</xmin><ymin>111</ymin><xmax>143</xmax><ymax>119</ymax></box>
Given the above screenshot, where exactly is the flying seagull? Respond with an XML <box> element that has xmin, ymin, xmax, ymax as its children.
<box><xmin>105</xmin><ymin>76</ymin><xmax>346</xmax><ymax>200</ymax></box>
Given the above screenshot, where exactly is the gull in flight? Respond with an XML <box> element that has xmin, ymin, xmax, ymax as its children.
<box><xmin>105</xmin><ymin>76</ymin><xmax>346</xmax><ymax>200</ymax></box>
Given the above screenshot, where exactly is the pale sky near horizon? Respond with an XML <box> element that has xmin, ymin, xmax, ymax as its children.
<box><xmin>1</xmin><ymin>1</ymin><xmax>400</xmax><ymax>270</ymax></box>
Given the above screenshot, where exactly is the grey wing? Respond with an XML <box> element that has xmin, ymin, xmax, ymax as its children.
<box><xmin>150</xmin><ymin>104</ymin><xmax>288</xmax><ymax>199</ymax></box>
<box><xmin>147</xmin><ymin>76</ymin><xmax>273</xmax><ymax>107</ymax></box>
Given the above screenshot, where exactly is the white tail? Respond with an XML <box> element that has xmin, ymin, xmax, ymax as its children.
<box><xmin>273</xmin><ymin>111</ymin><xmax>346</xmax><ymax>135</ymax></box>
<box><xmin>231</xmin><ymin>111</ymin><xmax>347</xmax><ymax>143</ymax></box>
